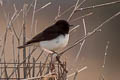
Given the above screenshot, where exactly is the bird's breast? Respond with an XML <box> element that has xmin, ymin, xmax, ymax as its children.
<box><xmin>40</xmin><ymin>34</ymin><xmax>69</xmax><ymax>51</ymax></box>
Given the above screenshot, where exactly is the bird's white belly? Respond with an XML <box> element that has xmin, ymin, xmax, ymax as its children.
<box><xmin>40</xmin><ymin>34</ymin><xmax>69</xmax><ymax>51</ymax></box>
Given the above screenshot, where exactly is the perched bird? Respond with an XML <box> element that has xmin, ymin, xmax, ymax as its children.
<box><xmin>18</xmin><ymin>20</ymin><xmax>73</xmax><ymax>53</ymax></box>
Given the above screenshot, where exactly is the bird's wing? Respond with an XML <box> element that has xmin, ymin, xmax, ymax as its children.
<box><xmin>26</xmin><ymin>25</ymin><xmax>61</xmax><ymax>45</ymax></box>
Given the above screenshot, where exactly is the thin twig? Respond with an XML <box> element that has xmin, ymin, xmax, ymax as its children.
<box><xmin>26</xmin><ymin>0</ymin><xmax>34</xmax><ymax>15</ymax></box>
<box><xmin>67</xmin><ymin>0</ymin><xmax>87</xmax><ymax>21</ymax></box>
<box><xmin>4</xmin><ymin>61</ymin><xmax>8</xmax><ymax>79</ymax></box>
<box><xmin>55</xmin><ymin>5</ymin><xmax>61</xmax><ymax>20</ymax></box>
<box><xmin>35</xmin><ymin>2</ymin><xmax>52</xmax><ymax>13</ymax></box>
<box><xmin>99</xmin><ymin>41</ymin><xmax>110</xmax><ymax>80</ymax></box>
<box><xmin>31</xmin><ymin>0</ymin><xmax>37</xmax><ymax>37</ymax></box>
<box><xmin>75</xmin><ymin>18</ymin><xmax>87</xmax><ymax>61</ymax></box>
<box><xmin>34</xmin><ymin>20</ymin><xmax>38</xmax><ymax>35</ymax></box>
<box><xmin>73</xmin><ymin>71</ymin><xmax>78</xmax><ymax>80</ymax></box>
<box><xmin>102</xmin><ymin>41</ymin><xmax>110</xmax><ymax>68</ymax></box>
<box><xmin>67</xmin><ymin>66</ymin><xmax>87</xmax><ymax>79</ymax></box>
<box><xmin>26</xmin><ymin>50</ymin><xmax>44</xmax><ymax>76</ymax></box>
<box><xmin>70</xmin><ymin>12</ymin><xmax>93</xmax><ymax>23</ymax></box>
<box><xmin>32</xmin><ymin>57</ymin><xmax>35</xmax><ymax>77</ymax></box>
<box><xmin>77</xmin><ymin>0</ymin><xmax>86</xmax><ymax>9</ymax></box>
<box><xmin>67</xmin><ymin>0</ymin><xmax>80</xmax><ymax>21</ymax></box>
<box><xmin>56</xmin><ymin>5</ymin><xmax>75</xmax><ymax>20</ymax></box>
<box><xmin>0</xmin><ymin>28</ymin><xmax>8</xmax><ymax>63</ymax></box>
<box><xmin>70</xmin><ymin>25</ymin><xmax>80</xmax><ymax>32</ymax></box>
<box><xmin>12</xmin><ymin>35</ymin><xmax>17</xmax><ymax>77</ymax></box>
<box><xmin>8</xmin><ymin>4</ymin><xmax>17</xmax><ymax>29</ymax></box>
<box><xmin>36</xmin><ymin>54</ymin><xmax>50</xmax><ymax>76</ymax></box>
<box><xmin>23</xmin><ymin>72</ymin><xmax>56</xmax><ymax>80</ymax></box>
<box><xmin>22</xmin><ymin>4</ymin><xmax>27</xmax><ymax>78</ymax></box>
<box><xmin>77</xmin><ymin>0</ymin><xmax>120</xmax><ymax>11</ymax></box>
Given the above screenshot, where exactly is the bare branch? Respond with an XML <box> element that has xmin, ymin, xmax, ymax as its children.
<box><xmin>35</xmin><ymin>2</ymin><xmax>52</xmax><ymax>13</ymax></box>
<box><xmin>34</xmin><ymin>19</ymin><xmax>38</xmax><ymax>35</ymax></box>
<box><xmin>70</xmin><ymin>25</ymin><xmax>80</xmax><ymax>32</ymax></box>
<box><xmin>67</xmin><ymin>66</ymin><xmax>87</xmax><ymax>79</ymax></box>
<box><xmin>23</xmin><ymin>72</ymin><xmax>56</xmax><ymax>80</ymax></box>
<box><xmin>55</xmin><ymin>5</ymin><xmax>61</xmax><ymax>20</ymax></box>
<box><xmin>77</xmin><ymin>0</ymin><xmax>120</xmax><ymax>11</ymax></box>
<box><xmin>75</xmin><ymin>18</ymin><xmax>87</xmax><ymax>61</ymax></box>
<box><xmin>77</xmin><ymin>0</ymin><xmax>86</xmax><ymax>9</ymax></box>
<box><xmin>67</xmin><ymin>0</ymin><xmax>80</xmax><ymax>21</ymax></box>
<box><xmin>31</xmin><ymin>0</ymin><xmax>37</xmax><ymax>37</ymax></box>
<box><xmin>56</xmin><ymin>5</ymin><xmax>75</xmax><ymax>20</ymax></box>
<box><xmin>26</xmin><ymin>0</ymin><xmax>34</xmax><ymax>15</ymax></box>
<box><xmin>0</xmin><ymin>28</ymin><xmax>8</xmax><ymax>62</ymax></box>
<box><xmin>70</xmin><ymin>12</ymin><xmax>93</xmax><ymax>22</ymax></box>
<box><xmin>102</xmin><ymin>41</ymin><xmax>110</xmax><ymax>68</ymax></box>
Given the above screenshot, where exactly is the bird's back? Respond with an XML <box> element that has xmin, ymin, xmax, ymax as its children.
<box><xmin>26</xmin><ymin>25</ymin><xmax>63</xmax><ymax>45</ymax></box>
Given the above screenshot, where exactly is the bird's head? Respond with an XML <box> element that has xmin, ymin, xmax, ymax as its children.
<box><xmin>55</xmin><ymin>20</ymin><xmax>73</xmax><ymax>33</ymax></box>
<box><xmin>55</xmin><ymin>20</ymin><xmax>73</xmax><ymax>27</ymax></box>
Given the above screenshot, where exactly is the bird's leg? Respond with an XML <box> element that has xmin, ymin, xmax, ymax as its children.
<box><xmin>50</xmin><ymin>62</ymin><xmax>55</xmax><ymax>73</ymax></box>
<box><xmin>56</xmin><ymin>55</ymin><xmax>68</xmax><ymax>73</ymax></box>
<box><xmin>51</xmin><ymin>50</ymin><xmax>58</xmax><ymax>54</ymax></box>
<box><xmin>50</xmin><ymin>51</ymin><xmax>68</xmax><ymax>73</ymax></box>
<box><xmin>50</xmin><ymin>51</ymin><xmax>57</xmax><ymax>73</ymax></box>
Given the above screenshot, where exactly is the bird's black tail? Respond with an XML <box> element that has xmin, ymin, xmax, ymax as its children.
<box><xmin>18</xmin><ymin>44</ymin><xmax>29</xmax><ymax>49</ymax></box>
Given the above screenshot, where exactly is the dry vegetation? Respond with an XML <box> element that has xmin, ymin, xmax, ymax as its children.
<box><xmin>0</xmin><ymin>0</ymin><xmax>120</xmax><ymax>80</ymax></box>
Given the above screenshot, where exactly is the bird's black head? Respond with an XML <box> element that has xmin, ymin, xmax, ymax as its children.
<box><xmin>55</xmin><ymin>20</ymin><xmax>72</xmax><ymax>34</ymax></box>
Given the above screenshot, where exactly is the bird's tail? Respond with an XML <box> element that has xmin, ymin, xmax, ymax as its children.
<box><xmin>18</xmin><ymin>44</ymin><xmax>29</xmax><ymax>49</ymax></box>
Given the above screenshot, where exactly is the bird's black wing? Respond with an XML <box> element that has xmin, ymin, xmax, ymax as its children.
<box><xmin>26</xmin><ymin>25</ymin><xmax>61</xmax><ymax>45</ymax></box>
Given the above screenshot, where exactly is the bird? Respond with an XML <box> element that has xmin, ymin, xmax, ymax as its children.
<box><xmin>18</xmin><ymin>20</ymin><xmax>73</xmax><ymax>53</ymax></box>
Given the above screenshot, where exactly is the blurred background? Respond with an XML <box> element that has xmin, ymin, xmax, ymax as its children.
<box><xmin>0</xmin><ymin>0</ymin><xmax>120</xmax><ymax>80</ymax></box>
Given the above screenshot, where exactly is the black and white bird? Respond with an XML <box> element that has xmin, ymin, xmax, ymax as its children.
<box><xmin>18</xmin><ymin>20</ymin><xmax>73</xmax><ymax>53</ymax></box>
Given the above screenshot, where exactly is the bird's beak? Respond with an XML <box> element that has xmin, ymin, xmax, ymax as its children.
<box><xmin>69</xmin><ymin>25</ymin><xmax>74</xmax><ymax>27</ymax></box>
